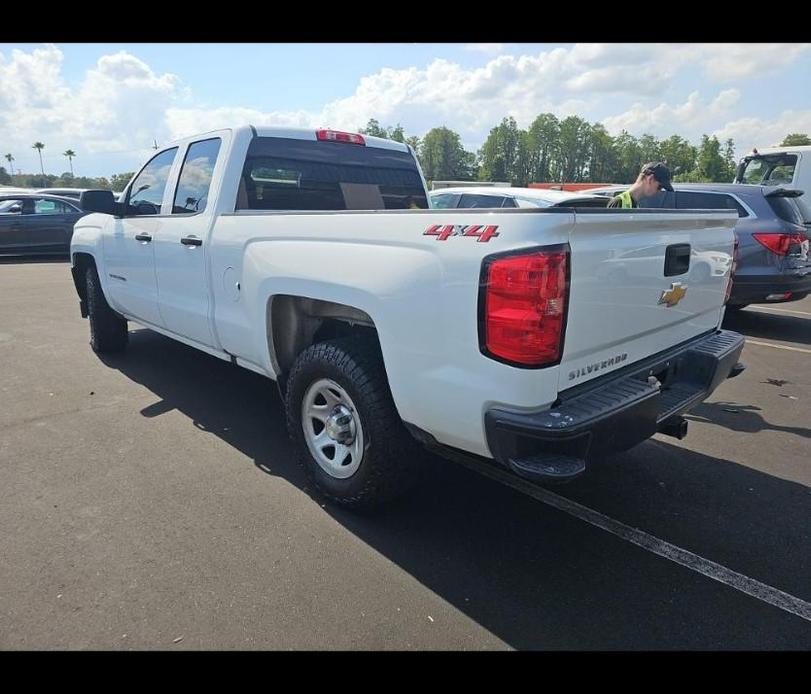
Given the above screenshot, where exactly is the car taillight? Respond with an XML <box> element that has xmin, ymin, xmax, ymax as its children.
<box><xmin>751</xmin><ymin>232</ymin><xmax>808</xmax><ymax>256</ymax></box>
<box><xmin>725</xmin><ymin>235</ymin><xmax>740</xmax><ymax>305</ymax></box>
<box><xmin>315</xmin><ymin>129</ymin><xmax>366</xmax><ymax>145</ymax></box>
<box><xmin>479</xmin><ymin>246</ymin><xmax>569</xmax><ymax>367</ymax></box>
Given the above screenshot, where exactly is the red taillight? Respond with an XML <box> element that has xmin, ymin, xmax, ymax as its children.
<box><xmin>725</xmin><ymin>235</ymin><xmax>740</xmax><ymax>305</ymax></box>
<box><xmin>481</xmin><ymin>248</ymin><xmax>568</xmax><ymax>367</ymax></box>
<box><xmin>315</xmin><ymin>129</ymin><xmax>366</xmax><ymax>145</ymax></box>
<box><xmin>752</xmin><ymin>232</ymin><xmax>808</xmax><ymax>256</ymax></box>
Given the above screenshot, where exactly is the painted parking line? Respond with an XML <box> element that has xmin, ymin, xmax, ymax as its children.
<box><xmin>747</xmin><ymin>306</ymin><xmax>811</xmax><ymax>317</ymax></box>
<box><xmin>745</xmin><ymin>339</ymin><xmax>811</xmax><ymax>355</ymax></box>
<box><xmin>453</xmin><ymin>455</ymin><xmax>811</xmax><ymax>624</ymax></box>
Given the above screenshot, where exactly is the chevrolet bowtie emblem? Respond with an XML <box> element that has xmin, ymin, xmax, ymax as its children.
<box><xmin>659</xmin><ymin>282</ymin><xmax>688</xmax><ymax>307</ymax></box>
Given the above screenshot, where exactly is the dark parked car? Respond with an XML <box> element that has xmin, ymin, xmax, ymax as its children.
<box><xmin>35</xmin><ymin>187</ymin><xmax>89</xmax><ymax>200</ymax></box>
<box><xmin>590</xmin><ymin>183</ymin><xmax>811</xmax><ymax>308</ymax></box>
<box><xmin>0</xmin><ymin>194</ymin><xmax>87</xmax><ymax>257</ymax></box>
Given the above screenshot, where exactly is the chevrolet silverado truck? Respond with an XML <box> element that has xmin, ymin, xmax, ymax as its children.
<box><xmin>71</xmin><ymin>126</ymin><xmax>745</xmax><ymax>509</ymax></box>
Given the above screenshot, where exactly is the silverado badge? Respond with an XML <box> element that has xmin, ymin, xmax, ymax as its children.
<box><xmin>659</xmin><ymin>282</ymin><xmax>688</xmax><ymax>307</ymax></box>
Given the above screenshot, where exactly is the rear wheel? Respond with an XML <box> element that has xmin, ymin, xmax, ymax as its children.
<box><xmin>285</xmin><ymin>337</ymin><xmax>421</xmax><ymax>510</ymax></box>
<box><xmin>86</xmin><ymin>266</ymin><xmax>128</xmax><ymax>353</ymax></box>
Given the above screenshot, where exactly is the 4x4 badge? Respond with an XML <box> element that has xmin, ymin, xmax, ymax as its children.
<box><xmin>659</xmin><ymin>282</ymin><xmax>688</xmax><ymax>307</ymax></box>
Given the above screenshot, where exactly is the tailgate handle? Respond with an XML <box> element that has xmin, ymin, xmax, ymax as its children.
<box><xmin>664</xmin><ymin>243</ymin><xmax>691</xmax><ymax>276</ymax></box>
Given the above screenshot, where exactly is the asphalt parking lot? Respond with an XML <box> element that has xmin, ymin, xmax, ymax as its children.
<box><xmin>0</xmin><ymin>260</ymin><xmax>809</xmax><ymax>650</ymax></box>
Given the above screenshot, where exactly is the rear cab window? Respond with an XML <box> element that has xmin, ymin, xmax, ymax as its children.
<box><xmin>239</xmin><ymin>137</ymin><xmax>428</xmax><ymax>211</ymax></box>
<box><xmin>740</xmin><ymin>154</ymin><xmax>798</xmax><ymax>186</ymax></box>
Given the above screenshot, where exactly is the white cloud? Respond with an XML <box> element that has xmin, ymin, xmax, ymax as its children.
<box><xmin>713</xmin><ymin>110</ymin><xmax>811</xmax><ymax>151</ymax></box>
<box><xmin>602</xmin><ymin>89</ymin><xmax>742</xmax><ymax>137</ymax></box>
<box><xmin>700</xmin><ymin>43</ymin><xmax>811</xmax><ymax>81</ymax></box>
<box><xmin>165</xmin><ymin>106</ymin><xmax>317</xmax><ymax>140</ymax></box>
<box><xmin>0</xmin><ymin>45</ymin><xmax>181</xmax><ymax>176</ymax></box>
<box><xmin>464</xmin><ymin>44</ymin><xmax>505</xmax><ymax>55</ymax></box>
<box><xmin>2</xmin><ymin>43</ymin><xmax>810</xmax><ymax>177</ymax></box>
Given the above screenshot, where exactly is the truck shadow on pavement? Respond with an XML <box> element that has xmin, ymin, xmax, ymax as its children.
<box><xmin>99</xmin><ymin>328</ymin><xmax>811</xmax><ymax>650</ymax></box>
<box><xmin>0</xmin><ymin>255</ymin><xmax>69</xmax><ymax>265</ymax></box>
<box><xmin>723</xmin><ymin>308</ymin><xmax>811</xmax><ymax>346</ymax></box>
<box><xmin>686</xmin><ymin>401</ymin><xmax>811</xmax><ymax>440</ymax></box>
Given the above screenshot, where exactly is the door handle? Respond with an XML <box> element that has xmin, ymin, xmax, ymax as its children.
<box><xmin>135</xmin><ymin>233</ymin><xmax>152</xmax><ymax>243</ymax></box>
<box><xmin>180</xmin><ymin>236</ymin><xmax>202</xmax><ymax>247</ymax></box>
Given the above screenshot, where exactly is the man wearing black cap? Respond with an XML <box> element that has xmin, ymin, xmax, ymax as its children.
<box><xmin>607</xmin><ymin>162</ymin><xmax>674</xmax><ymax>208</ymax></box>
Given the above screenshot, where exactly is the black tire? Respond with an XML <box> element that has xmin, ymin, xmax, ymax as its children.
<box><xmin>86</xmin><ymin>266</ymin><xmax>128</xmax><ymax>353</ymax></box>
<box><xmin>285</xmin><ymin>337</ymin><xmax>421</xmax><ymax>510</ymax></box>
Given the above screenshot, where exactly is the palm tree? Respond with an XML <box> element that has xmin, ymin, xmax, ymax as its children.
<box><xmin>3</xmin><ymin>153</ymin><xmax>13</xmax><ymax>177</ymax></box>
<box><xmin>63</xmin><ymin>149</ymin><xmax>76</xmax><ymax>176</ymax></box>
<box><xmin>32</xmin><ymin>142</ymin><xmax>45</xmax><ymax>175</ymax></box>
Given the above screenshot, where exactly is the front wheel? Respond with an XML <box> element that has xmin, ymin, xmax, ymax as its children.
<box><xmin>284</xmin><ymin>337</ymin><xmax>421</xmax><ymax>510</ymax></box>
<box><xmin>86</xmin><ymin>266</ymin><xmax>128</xmax><ymax>353</ymax></box>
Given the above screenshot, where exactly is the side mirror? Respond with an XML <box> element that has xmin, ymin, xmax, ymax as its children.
<box><xmin>7</xmin><ymin>204</ymin><xmax>22</xmax><ymax>214</ymax></box>
<box><xmin>80</xmin><ymin>189</ymin><xmax>118</xmax><ymax>215</ymax></box>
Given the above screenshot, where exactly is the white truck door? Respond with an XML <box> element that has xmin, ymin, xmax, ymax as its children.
<box><xmin>103</xmin><ymin>147</ymin><xmax>179</xmax><ymax>327</ymax></box>
<box><xmin>153</xmin><ymin>137</ymin><xmax>223</xmax><ymax>347</ymax></box>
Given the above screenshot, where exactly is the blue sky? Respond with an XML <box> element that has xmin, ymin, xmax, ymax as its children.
<box><xmin>2</xmin><ymin>43</ymin><xmax>810</xmax><ymax>178</ymax></box>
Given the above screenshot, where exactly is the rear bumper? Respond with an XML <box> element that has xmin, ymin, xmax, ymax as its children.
<box><xmin>484</xmin><ymin>330</ymin><xmax>745</xmax><ymax>482</ymax></box>
<box><xmin>730</xmin><ymin>271</ymin><xmax>811</xmax><ymax>305</ymax></box>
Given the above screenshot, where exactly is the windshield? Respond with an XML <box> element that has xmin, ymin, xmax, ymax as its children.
<box><xmin>738</xmin><ymin>154</ymin><xmax>798</xmax><ymax>186</ymax></box>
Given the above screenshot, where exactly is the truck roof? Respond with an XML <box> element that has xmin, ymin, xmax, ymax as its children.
<box><xmin>162</xmin><ymin>125</ymin><xmax>410</xmax><ymax>153</ymax></box>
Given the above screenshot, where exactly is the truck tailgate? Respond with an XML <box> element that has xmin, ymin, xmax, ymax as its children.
<box><xmin>560</xmin><ymin>209</ymin><xmax>737</xmax><ymax>391</ymax></box>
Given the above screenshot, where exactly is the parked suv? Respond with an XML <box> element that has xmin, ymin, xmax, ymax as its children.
<box><xmin>590</xmin><ymin>183</ymin><xmax>811</xmax><ymax>308</ymax></box>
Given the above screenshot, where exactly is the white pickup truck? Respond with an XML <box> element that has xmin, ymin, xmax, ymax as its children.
<box><xmin>71</xmin><ymin>126</ymin><xmax>745</xmax><ymax>509</ymax></box>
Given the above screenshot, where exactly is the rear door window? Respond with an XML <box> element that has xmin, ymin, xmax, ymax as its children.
<box><xmin>430</xmin><ymin>193</ymin><xmax>460</xmax><ymax>209</ymax></box>
<box><xmin>33</xmin><ymin>199</ymin><xmax>76</xmax><ymax>215</ymax></box>
<box><xmin>239</xmin><ymin>137</ymin><xmax>428</xmax><ymax>211</ymax></box>
<box><xmin>172</xmin><ymin>138</ymin><xmax>222</xmax><ymax>214</ymax></box>
<box><xmin>458</xmin><ymin>194</ymin><xmax>513</xmax><ymax>208</ymax></box>
<box><xmin>676</xmin><ymin>191</ymin><xmax>747</xmax><ymax>216</ymax></box>
<box><xmin>638</xmin><ymin>191</ymin><xmax>676</xmax><ymax>208</ymax></box>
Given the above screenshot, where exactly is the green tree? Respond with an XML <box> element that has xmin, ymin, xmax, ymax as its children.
<box><xmin>694</xmin><ymin>134</ymin><xmax>727</xmax><ymax>181</ymax></box>
<box><xmin>555</xmin><ymin>116</ymin><xmax>592</xmax><ymax>182</ymax></box>
<box><xmin>32</xmin><ymin>142</ymin><xmax>45</xmax><ymax>175</ymax></box>
<box><xmin>63</xmin><ymin>149</ymin><xmax>76</xmax><ymax>176</ymax></box>
<box><xmin>722</xmin><ymin>138</ymin><xmax>737</xmax><ymax>182</ymax></box>
<box><xmin>4</xmin><ymin>153</ymin><xmax>14</xmax><ymax>177</ymax></box>
<box><xmin>478</xmin><ymin>116</ymin><xmax>526</xmax><ymax>184</ymax></box>
<box><xmin>587</xmin><ymin>123</ymin><xmax>617</xmax><ymax>182</ymax></box>
<box><xmin>405</xmin><ymin>135</ymin><xmax>421</xmax><ymax>153</ymax></box>
<box><xmin>780</xmin><ymin>133</ymin><xmax>811</xmax><ymax>146</ymax></box>
<box><xmin>387</xmin><ymin>124</ymin><xmax>406</xmax><ymax>143</ymax></box>
<box><xmin>0</xmin><ymin>166</ymin><xmax>11</xmax><ymax>185</ymax></box>
<box><xmin>613</xmin><ymin>131</ymin><xmax>643</xmax><ymax>183</ymax></box>
<box><xmin>525</xmin><ymin>113</ymin><xmax>560</xmax><ymax>183</ymax></box>
<box><xmin>637</xmin><ymin>133</ymin><xmax>661</xmax><ymax>165</ymax></box>
<box><xmin>358</xmin><ymin>118</ymin><xmax>389</xmax><ymax>138</ymax></box>
<box><xmin>110</xmin><ymin>172</ymin><xmax>135</xmax><ymax>191</ymax></box>
<box><xmin>659</xmin><ymin>135</ymin><xmax>697</xmax><ymax>178</ymax></box>
<box><xmin>418</xmin><ymin>126</ymin><xmax>476</xmax><ymax>181</ymax></box>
